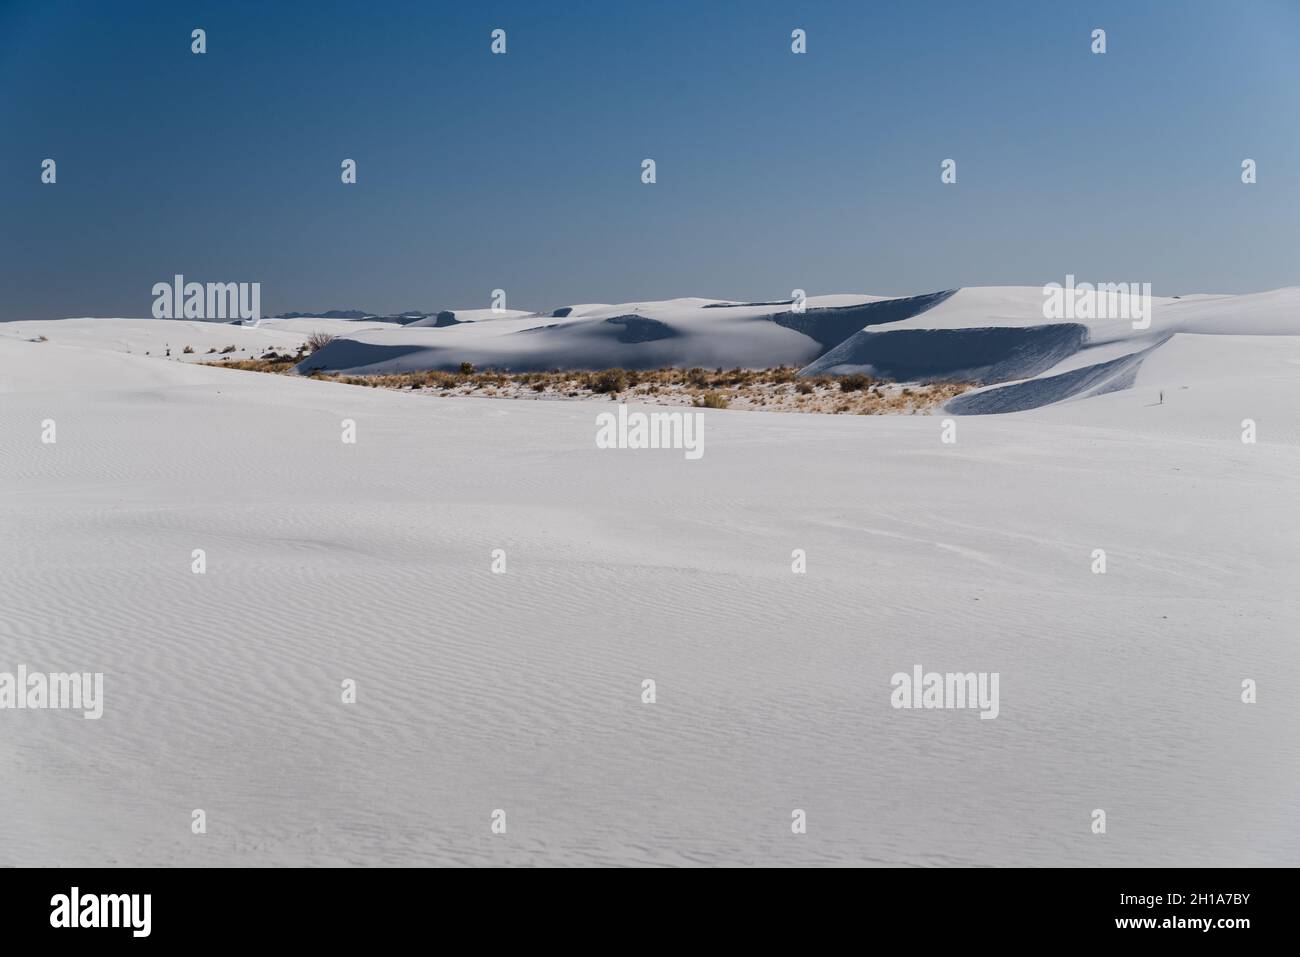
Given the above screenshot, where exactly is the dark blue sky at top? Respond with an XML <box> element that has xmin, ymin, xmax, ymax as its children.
<box><xmin>1</xmin><ymin>0</ymin><xmax>1297</xmax><ymax>319</ymax></box>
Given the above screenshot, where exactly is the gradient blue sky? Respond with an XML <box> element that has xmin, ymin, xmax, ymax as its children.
<box><xmin>2</xmin><ymin>0</ymin><xmax>1298</xmax><ymax>319</ymax></box>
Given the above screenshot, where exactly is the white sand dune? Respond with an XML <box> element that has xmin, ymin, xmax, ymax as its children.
<box><xmin>799</xmin><ymin>286</ymin><xmax>1300</xmax><ymax>414</ymax></box>
<box><xmin>242</xmin><ymin>285</ymin><xmax>1300</xmax><ymax>420</ymax></box>
<box><xmin>1</xmin><ymin>311</ymin><xmax>1297</xmax><ymax>866</ymax></box>
<box><xmin>292</xmin><ymin>294</ymin><xmax>907</xmax><ymax>375</ymax></box>
<box><xmin>0</xmin><ymin>316</ymin><xmax>393</xmax><ymax>368</ymax></box>
<box><xmin>404</xmin><ymin>308</ymin><xmax>535</xmax><ymax>327</ymax></box>
<box><xmin>21</xmin><ymin>286</ymin><xmax>1294</xmax><ymax>421</ymax></box>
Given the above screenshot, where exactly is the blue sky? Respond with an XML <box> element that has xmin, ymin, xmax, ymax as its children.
<box><xmin>2</xmin><ymin>0</ymin><xmax>1298</xmax><ymax>319</ymax></box>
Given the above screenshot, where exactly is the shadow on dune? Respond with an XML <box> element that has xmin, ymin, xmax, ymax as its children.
<box><xmin>770</xmin><ymin>289</ymin><xmax>957</xmax><ymax>352</ymax></box>
<box><xmin>802</xmin><ymin>322</ymin><xmax>1089</xmax><ymax>383</ymax></box>
<box><xmin>945</xmin><ymin>340</ymin><xmax>1163</xmax><ymax>414</ymax></box>
<box><xmin>294</xmin><ymin>342</ymin><xmax>441</xmax><ymax>374</ymax></box>
<box><xmin>603</xmin><ymin>315</ymin><xmax>679</xmax><ymax>343</ymax></box>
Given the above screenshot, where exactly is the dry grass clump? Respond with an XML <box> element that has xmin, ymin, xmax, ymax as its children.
<box><xmin>588</xmin><ymin>369</ymin><xmax>629</xmax><ymax>394</ymax></box>
<box><xmin>693</xmin><ymin>391</ymin><xmax>730</xmax><ymax>409</ymax></box>
<box><xmin>838</xmin><ymin>372</ymin><xmax>873</xmax><ymax>392</ymax></box>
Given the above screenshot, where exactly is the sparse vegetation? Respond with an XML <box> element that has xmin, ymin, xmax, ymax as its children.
<box><xmin>205</xmin><ymin>360</ymin><xmax>972</xmax><ymax>414</ymax></box>
<box><xmin>220</xmin><ymin>344</ymin><xmax>237</xmax><ymax>354</ymax></box>
<box><xmin>182</xmin><ymin>344</ymin><xmax>195</xmax><ymax>354</ymax></box>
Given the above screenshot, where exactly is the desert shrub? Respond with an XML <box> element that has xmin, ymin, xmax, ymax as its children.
<box><xmin>220</xmin><ymin>344</ymin><xmax>237</xmax><ymax>354</ymax></box>
<box><xmin>305</xmin><ymin>331</ymin><xmax>337</xmax><ymax>354</ymax></box>
<box><xmin>770</xmin><ymin>366</ymin><xmax>796</xmax><ymax>383</ymax></box>
<box><xmin>590</xmin><ymin>368</ymin><xmax>629</xmax><ymax>394</ymax></box>
<box><xmin>795</xmin><ymin>380</ymin><xmax>815</xmax><ymax>395</ymax></box>
<box><xmin>838</xmin><ymin>372</ymin><xmax>873</xmax><ymax>392</ymax></box>
<box><xmin>694</xmin><ymin>391</ymin><xmax>729</xmax><ymax>409</ymax></box>
<box><xmin>459</xmin><ymin>361</ymin><xmax>475</xmax><ymax>375</ymax></box>
<box><xmin>182</xmin><ymin>344</ymin><xmax>194</xmax><ymax>354</ymax></box>
<box><xmin>686</xmin><ymin>367</ymin><xmax>710</xmax><ymax>388</ymax></box>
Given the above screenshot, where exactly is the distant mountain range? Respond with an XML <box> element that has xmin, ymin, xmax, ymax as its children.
<box><xmin>273</xmin><ymin>310</ymin><xmax>431</xmax><ymax>322</ymax></box>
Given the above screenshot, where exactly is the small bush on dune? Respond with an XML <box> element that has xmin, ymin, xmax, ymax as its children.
<box><xmin>694</xmin><ymin>391</ymin><xmax>729</xmax><ymax>409</ymax></box>
<box><xmin>459</xmin><ymin>362</ymin><xmax>476</xmax><ymax>375</ymax></box>
<box><xmin>220</xmin><ymin>344</ymin><xmax>237</xmax><ymax>354</ymax></box>
<box><xmin>795</xmin><ymin>380</ymin><xmax>815</xmax><ymax>395</ymax></box>
<box><xmin>182</xmin><ymin>344</ymin><xmax>195</xmax><ymax>354</ymax></box>
<box><xmin>306</xmin><ymin>332</ymin><xmax>337</xmax><ymax>354</ymax></box>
